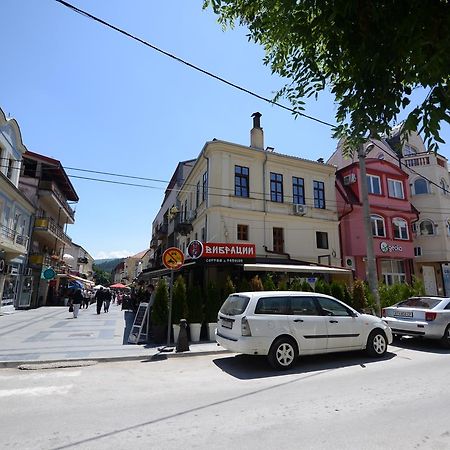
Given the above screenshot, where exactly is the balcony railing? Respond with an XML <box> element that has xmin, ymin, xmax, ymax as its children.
<box><xmin>155</xmin><ymin>222</ymin><xmax>168</xmax><ymax>239</ymax></box>
<box><xmin>174</xmin><ymin>213</ymin><xmax>194</xmax><ymax>236</ymax></box>
<box><xmin>34</xmin><ymin>217</ymin><xmax>72</xmax><ymax>244</ymax></box>
<box><xmin>1</xmin><ymin>225</ymin><xmax>30</xmax><ymax>251</ymax></box>
<box><xmin>39</xmin><ymin>180</ymin><xmax>75</xmax><ymax>220</ymax></box>
<box><xmin>403</xmin><ymin>152</ymin><xmax>447</xmax><ymax>169</ymax></box>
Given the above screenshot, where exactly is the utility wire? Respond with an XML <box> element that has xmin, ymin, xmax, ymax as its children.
<box><xmin>54</xmin><ymin>0</ymin><xmax>334</xmax><ymax>128</ymax></box>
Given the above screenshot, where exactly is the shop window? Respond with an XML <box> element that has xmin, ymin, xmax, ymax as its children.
<box><xmin>381</xmin><ymin>259</ymin><xmax>406</xmax><ymax>285</ymax></box>
<box><xmin>393</xmin><ymin>218</ymin><xmax>409</xmax><ymax>240</ymax></box>
<box><xmin>316</xmin><ymin>231</ymin><xmax>329</xmax><ymax>249</ymax></box>
<box><xmin>237</xmin><ymin>224</ymin><xmax>248</xmax><ymax>241</ymax></box>
<box><xmin>367</xmin><ymin>175</ymin><xmax>381</xmax><ymax>195</ymax></box>
<box><xmin>235</xmin><ymin>165</ymin><xmax>249</xmax><ymax>197</ymax></box>
<box><xmin>313</xmin><ymin>180</ymin><xmax>325</xmax><ymax>209</ymax></box>
<box><xmin>273</xmin><ymin>227</ymin><xmax>284</xmax><ymax>253</ymax></box>
<box><xmin>388</xmin><ymin>179</ymin><xmax>404</xmax><ymax>199</ymax></box>
<box><xmin>270</xmin><ymin>172</ymin><xmax>283</xmax><ymax>202</ymax></box>
<box><xmin>371</xmin><ymin>215</ymin><xmax>386</xmax><ymax>237</ymax></box>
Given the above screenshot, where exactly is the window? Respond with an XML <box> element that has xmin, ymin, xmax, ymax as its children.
<box><xmin>7</xmin><ymin>159</ymin><xmax>14</xmax><ymax>180</ymax></box>
<box><xmin>270</xmin><ymin>172</ymin><xmax>283</xmax><ymax>202</ymax></box>
<box><xmin>255</xmin><ymin>296</ymin><xmax>288</xmax><ymax>315</ymax></box>
<box><xmin>388</xmin><ymin>179</ymin><xmax>404</xmax><ymax>199</ymax></box>
<box><xmin>313</xmin><ymin>180</ymin><xmax>325</xmax><ymax>209</ymax></box>
<box><xmin>202</xmin><ymin>171</ymin><xmax>208</xmax><ymax>202</ymax></box>
<box><xmin>220</xmin><ymin>295</ymin><xmax>250</xmax><ymax>315</ymax></box>
<box><xmin>414</xmin><ymin>178</ymin><xmax>428</xmax><ymax>195</ymax></box>
<box><xmin>184</xmin><ymin>200</ymin><xmax>187</xmax><ymax>221</ymax></box>
<box><xmin>371</xmin><ymin>215</ymin><xmax>386</xmax><ymax>237</ymax></box>
<box><xmin>273</xmin><ymin>227</ymin><xmax>284</xmax><ymax>253</ymax></box>
<box><xmin>293</xmin><ymin>177</ymin><xmax>305</xmax><ymax>205</ymax></box>
<box><xmin>367</xmin><ymin>175</ymin><xmax>381</xmax><ymax>195</ymax></box>
<box><xmin>237</xmin><ymin>224</ymin><xmax>249</xmax><ymax>241</ymax></box>
<box><xmin>316</xmin><ymin>231</ymin><xmax>329</xmax><ymax>249</ymax></box>
<box><xmin>381</xmin><ymin>259</ymin><xmax>406</xmax><ymax>285</ymax></box>
<box><xmin>414</xmin><ymin>246</ymin><xmax>422</xmax><ymax>257</ymax></box>
<box><xmin>235</xmin><ymin>165</ymin><xmax>249</xmax><ymax>197</ymax></box>
<box><xmin>447</xmin><ymin>219</ymin><xmax>450</xmax><ymax>237</ymax></box>
<box><xmin>201</xmin><ymin>227</ymin><xmax>206</xmax><ymax>241</ymax></box>
<box><xmin>419</xmin><ymin>220</ymin><xmax>435</xmax><ymax>236</ymax></box>
<box><xmin>393</xmin><ymin>218</ymin><xmax>409</xmax><ymax>240</ymax></box>
<box><xmin>289</xmin><ymin>296</ymin><xmax>320</xmax><ymax>316</ymax></box>
<box><xmin>403</xmin><ymin>144</ymin><xmax>417</xmax><ymax>156</ymax></box>
<box><xmin>196</xmin><ymin>182</ymin><xmax>200</xmax><ymax>208</ymax></box>
<box><xmin>317</xmin><ymin>297</ymin><xmax>351</xmax><ymax>316</ymax></box>
<box><xmin>441</xmin><ymin>178</ymin><xmax>449</xmax><ymax>195</ymax></box>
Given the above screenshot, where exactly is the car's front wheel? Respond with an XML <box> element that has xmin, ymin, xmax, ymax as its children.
<box><xmin>441</xmin><ymin>325</ymin><xmax>450</xmax><ymax>349</ymax></box>
<box><xmin>366</xmin><ymin>329</ymin><xmax>387</xmax><ymax>357</ymax></box>
<box><xmin>268</xmin><ymin>337</ymin><xmax>298</xmax><ymax>370</ymax></box>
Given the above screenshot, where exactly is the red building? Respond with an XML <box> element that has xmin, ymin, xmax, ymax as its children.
<box><xmin>336</xmin><ymin>159</ymin><xmax>418</xmax><ymax>284</ymax></box>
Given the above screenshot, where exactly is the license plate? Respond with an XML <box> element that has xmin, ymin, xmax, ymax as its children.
<box><xmin>222</xmin><ymin>319</ymin><xmax>232</xmax><ymax>329</ymax></box>
<box><xmin>394</xmin><ymin>310</ymin><xmax>413</xmax><ymax>318</ymax></box>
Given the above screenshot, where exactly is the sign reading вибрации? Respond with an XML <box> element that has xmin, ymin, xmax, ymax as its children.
<box><xmin>380</xmin><ymin>242</ymin><xmax>403</xmax><ymax>253</ymax></box>
<box><xmin>187</xmin><ymin>242</ymin><xmax>256</xmax><ymax>264</ymax></box>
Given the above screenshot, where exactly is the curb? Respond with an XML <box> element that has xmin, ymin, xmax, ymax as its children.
<box><xmin>0</xmin><ymin>348</ymin><xmax>231</xmax><ymax>369</ymax></box>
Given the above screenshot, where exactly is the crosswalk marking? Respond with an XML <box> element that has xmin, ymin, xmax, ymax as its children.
<box><xmin>0</xmin><ymin>384</ymin><xmax>74</xmax><ymax>398</ymax></box>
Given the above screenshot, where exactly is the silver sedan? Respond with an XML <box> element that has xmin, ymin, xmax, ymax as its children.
<box><xmin>382</xmin><ymin>296</ymin><xmax>450</xmax><ymax>348</ymax></box>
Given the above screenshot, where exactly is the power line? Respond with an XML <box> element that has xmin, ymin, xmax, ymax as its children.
<box><xmin>54</xmin><ymin>0</ymin><xmax>334</xmax><ymax>128</ymax></box>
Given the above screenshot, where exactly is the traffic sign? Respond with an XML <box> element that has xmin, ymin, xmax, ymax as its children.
<box><xmin>162</xmin><ymin>247</ymin><xmax>185</xmax><ymax>270</ymax></box>
<box><xmin>43</xmin><ymin>267</ymin><xmax>56</xmax><ymax>280</ymax></box>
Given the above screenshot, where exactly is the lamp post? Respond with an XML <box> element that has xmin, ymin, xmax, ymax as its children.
<box><xmin>358</xmin><ymin>142</ymin><xmax>381</xmax><ymax>316</ymax></box>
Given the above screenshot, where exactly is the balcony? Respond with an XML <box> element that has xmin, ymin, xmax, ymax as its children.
<box><xmin>34</xmin><ymin>217</ymin><xmax>72</xmax><ymax>245</ymax></box>
<box><xmin>403</xmin><ymin>152</ymin><xmax>447</xmax><ymax>169</ymax></box>
<box><xmin>0</xmin><ymin>225</ymin><xmax>30</xmax><ymax>255</ymax></box>
<box><xmin>150</xmin><ymin>237</ymin><xmax>159</xmax><ymax>249</ymax></box>
<box><xmin>174</xmin><ymin>213</ymin><xmax>195</xmax><ymax>236</ymax></box>
<box><xmin>38</xmin><ymin>180</ymin><xmax>75</xmax><ymax>221</ymax></box>
<box><xmin>29</xmin><ymin>253</ymin><xmax>53</xmax><ymax>267</ymax></box>
<box><xmin>155</xmin><ymin>222</ymin><xmax>168</xmax><ymax>239</ymax></box>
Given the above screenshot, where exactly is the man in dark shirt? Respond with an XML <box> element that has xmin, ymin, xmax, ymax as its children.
<box><xmin>95</xmin><ymin>287</ymin><xmax>105</xmax><ymax>314</ymax></box>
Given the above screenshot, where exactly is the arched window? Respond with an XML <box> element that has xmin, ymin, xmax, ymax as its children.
<box><xmin>414</xmin><ymin>178</ymin><xmax>429</xmax><ymax>195</ymax></box>
<box><xmin>446</xmin><ymin>219</ymin><xmax>450</xmax><ymax>237</ymax></box>
<box><xmin>440</xmin><ymin>178</ymin><xmax>449</xmax><ymax>196</ymax></box>
<box><xmin>419</xmin><ymin>220</ymin><xmax>435</xmax><ymax>236</ymax></box>
<box><xmin>371</xmin><ymin>215</ymin><xmax>386</xmax><ymax>237</ymax></box>
<box><xmin>393</xmin><ymin>218</ymin><xmax>409</xmax><ymax>240</ymax></box>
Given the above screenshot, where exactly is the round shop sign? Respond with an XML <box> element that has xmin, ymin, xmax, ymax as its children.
<box><xmin>162</xmin><ymin>247</ymin><xmax>185</xmax><ymax>270</ymax></box>
<box><xmin>43</xmin><ymin>267</ymin><xmax>56</xmax><ymax>280</ymax></box>
<box><xmin>186</xmin><ymin>240</ymin><xmax>203</xmax><ymax>259</ymax></box>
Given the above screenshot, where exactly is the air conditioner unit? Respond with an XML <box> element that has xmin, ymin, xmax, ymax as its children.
<box><xmin>344</xmin><ymin>256</ymin><xmax>355</xmax><ymax>269</ymax></box>
<box><xmin>343</xmin><ymin>173</ymin><xmax>357</xmax><ymax>185</ymax></box>
<box><xmin>293</xmin><ymin>204</ymin><xmax>307</xmax><ymax>215</ymax></box>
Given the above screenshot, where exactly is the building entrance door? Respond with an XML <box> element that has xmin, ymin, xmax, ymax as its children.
<box><xmin>422</xmin><ymin>266</ymin><xmax>438</xmax><ymax>295</ymax></box>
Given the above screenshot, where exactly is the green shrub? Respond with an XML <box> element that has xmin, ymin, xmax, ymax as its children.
<box><xmin>301</xmin><ymin>281</ymin><xmax>313</xmax><ymax>292</ymax></box>
<box><xmin>171</xmin><ymin>275</ymin><xmax>188</xmax><ymax>324</ymax></box>
<box><xmin>411</xmin><ymin>276</ymin><xmax>425</xmax><ymax>296</ymax></box>
<box><xmin>378</xmin><ymin>282</ymin><xmax>414</xmax><ymax>308</ymax></box>
<box><xmin>237</xmin><ymin>278</ymin><xmax>251</xmax><ymax>292</ymax></box>
<box><xmin>343</xmin><ymin>284</ymin><xmax>352</xmax><ymax>305</ymax></box>
<box><xmin>151</xmin><ymin>278</ymin><xmax>169</xmax><ymax>326</ymax></box>
<box><xmin>330</xmin><ymin>282</ymin><xmax>345</xmax><ymax>301</ymax></box>
<box><xmin>289</xmin><ymin>277</ymin><xmax>303</xmax><ymax>291</ymax></box>
<box><xmin>315</xmin><ymin>279</ymin><xmax>331</xmax><ymax>295</ymax></box>
<box><xmin>250</xmin><ymin>275</ymin><xmax>264</xmax><ymax>291</ymax></box>
<box><xmin>278</xmin><ymin>278</ymin><xmax>288</xmax><ymax>290</ymax></box>
<box><xmin>187</xmin><ymin>284</ymin><xmax>204</xmax><ymax>323</ymax></box>
<box><xmin>263</xmin><ymin>273</ymin><xmax>276</xmax><ymax>291</ymax></box>
<box><xmin>351</xmin><ymin>279</ymin><xmax>368</xmax><ymax>312</ymax></box>
<box><xmin>205</xmin><ymin>281</ymin><xmax>221</xmax><ymax>323</ymax></box>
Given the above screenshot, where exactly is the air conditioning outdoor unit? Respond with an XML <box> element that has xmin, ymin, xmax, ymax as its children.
<box><xmin>293</xmin><ymin>204</ymin><xmax>307</xmax><ymax>215</ymax></box>
<box><xmin>344</xmin><ymin>256</ymin><xmax>355</xmax><ymax>269</ymax></box>
<box><xmin>343</xmin><ymin>173</ymin><xmax>357</xmax><ymax>185</ymax></box>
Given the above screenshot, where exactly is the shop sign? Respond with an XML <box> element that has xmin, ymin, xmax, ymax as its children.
<box><xmin>187</xmin><ymin>242</ymin><xmax>256</xmax><ymax>264</ymax></box>
<box><xmin>380</xmin><ymin>242</ymin><xmax>403</xmax><ymax>253</ymax></box>
<box><xmin>162</xmin><ymin>247</ymin><xmax>185</xmax><ymax>270</ymax></box>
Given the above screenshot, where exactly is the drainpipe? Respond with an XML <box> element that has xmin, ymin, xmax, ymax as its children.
<box><xmin>263</xmin><ymin>150</ymin><xmax>268</xmax><ymax>252</ymax></box>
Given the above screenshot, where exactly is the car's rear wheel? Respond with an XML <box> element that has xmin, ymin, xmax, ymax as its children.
<box><xmin>268</xmin><ymin>337</ymin><xmax>298</xmax><ymax>370</ymax></box>
<box><xmin>366</xmin><ymin>329</ymin><xmax>387</xmax><ymax>357</ymax></box>
<box><xmin>441</xmin><ymin>325</ymin><xmax>450</xmax><ymax>349</ymax></box>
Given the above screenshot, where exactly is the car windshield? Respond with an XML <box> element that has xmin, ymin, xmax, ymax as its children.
<box><xmin>397</xmin><ymin>297</ymin><xmax>442</xmax><ymax>309</ymax></box>
<box><xmin>220</xmin><ymin>295</ymin><xmax>250</xmax><ymax>316</ymax></box>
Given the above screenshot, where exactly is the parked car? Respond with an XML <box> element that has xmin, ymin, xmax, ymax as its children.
<box><xmin>215</xmin><ymin>291</ymin><xmax>392</xmax><ymax>370</ymax></box>
<box><xmin>382</xmin><ymin>296</ymin><xmax>450</xmax><ymax>347</ymax></box>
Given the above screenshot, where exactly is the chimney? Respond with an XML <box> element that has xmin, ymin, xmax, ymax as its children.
<box><xmin>250</xmin><ymin>112</ymin><xmax>264</xmax><ymax>150</ymax></box>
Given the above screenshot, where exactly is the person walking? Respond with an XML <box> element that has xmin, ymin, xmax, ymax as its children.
<box><xmin>72</xmin><ymin>288</ymin><xmax>83</xmax><ymax>318</ymax></box>
<box><xmin>82</xmin><ymin>289</ymin><xmax>90</xmax><ymax>309</ymax></box>
<box><xmin>103</xmin><ymin>289</ymin><xmax>112</xmax><ymax>313</ymax></box>
<box><xmin>95</xmin><ymin>287</ymin><xmax>105</xmax><ymax>314</ymax></box>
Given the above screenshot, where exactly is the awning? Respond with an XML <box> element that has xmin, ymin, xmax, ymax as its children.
<box><xmin>57</xmin><ymin>274</ymin><xmax>95</xmax><ymax>286</ymax></box>
<box><xmin>138</xmin><ymin>262</ymin><xmax>197</xmax><ymax>280</ymax></box>
<box><xmin>243</xmin><ymin>263</ymin><xmax>351</xmax><ymax>275</ymax></box>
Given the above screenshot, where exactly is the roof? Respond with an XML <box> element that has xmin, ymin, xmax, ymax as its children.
<box><xmin>23</xmin><ymin>150</ymin><xmax>79</xmax><ymax>201</ymax></box>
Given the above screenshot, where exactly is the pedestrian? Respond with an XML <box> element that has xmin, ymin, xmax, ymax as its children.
<box><xmin>82</xmin><ymin>289</ymin><xmax>90</xmax><ymax>309</ymax></box>
<box><xmin>71</xmin><ymin>288</ymin><xmax>83</xmax><ymax>318</ymax></box>
<box><xmin>104</xmin><ymin>289</ymin><xmax>112</xmax><ymax>313</ymax></box>
<box><xmin>95</xmin><ymin>287</ymin><xmax>105</xmax><ymax>314</ymax></box>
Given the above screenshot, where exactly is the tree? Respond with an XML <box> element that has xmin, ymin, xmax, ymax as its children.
<box><xmin>172</xmin><ymin>275</ymin><xmax>188</xmax><ymax>324</ymax></box>
<box><xmin>205</xmin><ymin>281</ymin><xmax>221</xmax><ymax>323</ymax></box>
<box><xmin>152</xmin><ymin>278</ymin><xmax>169</xmax><ymax>326</ymax></box>
<box><xmin>204</xmin><ymin>1</ymin><xmax>450</xmax><ymax>152</ymax></box>
<box><xmin>92</xmin><ymin>265</ymin><xmax>111</xmax><ymax>286</ymax></box>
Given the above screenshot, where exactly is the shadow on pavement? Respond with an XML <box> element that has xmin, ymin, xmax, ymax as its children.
<box><xmin>213</xmin><ymin>351</ymin><xmax>396</xmax><ymax>380</ymax></box>
<box><xmin>392</xmin><ymin>336</ymin><xmax>450</xmax><ymax>354</ymax></box>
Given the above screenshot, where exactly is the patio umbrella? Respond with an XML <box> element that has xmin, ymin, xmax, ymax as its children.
<box><xmin>109</xmin><ymin>283</ymin><xmax>129</xmax><ymax>289</ymax></box>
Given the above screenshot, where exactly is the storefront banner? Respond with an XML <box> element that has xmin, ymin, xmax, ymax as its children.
<box><xmin>203</xmin><ymin>243</ymin><xmax>256</xmax><ymax>258</ymax></box>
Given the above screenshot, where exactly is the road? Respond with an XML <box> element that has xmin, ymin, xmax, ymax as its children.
<box><xmin>1</xmin><ymin>339</ymin><xmax>449</xmax><ymax>450</ymax></box>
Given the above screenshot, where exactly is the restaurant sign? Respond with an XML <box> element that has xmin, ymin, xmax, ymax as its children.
<box><xmin>187</xmin><ymin>241</ymin><xmax>256</xmax><ymax>264</ymax></box>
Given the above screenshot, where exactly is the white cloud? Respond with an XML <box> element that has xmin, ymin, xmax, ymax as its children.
<box><xmin>93</xmin><ymin>250</ymin><xmax>132</xmax><ymax>260</ymax></box>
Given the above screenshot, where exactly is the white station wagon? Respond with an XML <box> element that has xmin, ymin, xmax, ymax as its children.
<box><xmin>216</xmin><ymin>291</ymin><xmax>393</xmax><ymax>370</ymax></box>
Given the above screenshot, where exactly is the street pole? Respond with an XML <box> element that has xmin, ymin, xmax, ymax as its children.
<box><xmin>358</xmin><ymin>143</ymin><xmax>381</xmax><ymax>316</ymax></box>
<box><xmin>166</xmin><ymin>269</ymin><xmax>174</xmax><ymax>347</ymax></box>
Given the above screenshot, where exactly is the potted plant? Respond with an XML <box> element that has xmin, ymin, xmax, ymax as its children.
<box><xmin>205</xmin><ymin>281</ymin><xmax>221</xmax><ymax>341</ymax></box>
<box><xmin>187</xmin><ymin>284</ymin><xmax>203</xmax><ymax>342</ymax></box>
<box><xmin>151</xmin><ymin>278</ymin><xmax>169</xmax><ymax>344</ymax></box>
<box><xmin>172</xmin><ymin>275</ymin><xmax>188</xmax><ymax>343</ymax></box>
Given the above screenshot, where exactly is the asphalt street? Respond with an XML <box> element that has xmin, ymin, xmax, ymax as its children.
<box><xmin>1</xmin><ymin>339</ymin><xmax>449</xmax><ymax>450</ymax></box>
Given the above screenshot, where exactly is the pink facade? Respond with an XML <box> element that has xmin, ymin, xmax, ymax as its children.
<box><xmin>336</xmin><ymin>159</ymin><xmax>418</xmax><ymax>284</ymax></box>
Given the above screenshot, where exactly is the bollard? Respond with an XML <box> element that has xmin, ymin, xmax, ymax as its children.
<box><xmin>176</xmin><ymin>319</ymin><xmax>190</xmax><ymax>353</ymax></box>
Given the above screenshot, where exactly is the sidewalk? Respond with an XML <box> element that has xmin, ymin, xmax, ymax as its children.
<box><xmin>0</xmin><ymin>302</ymin><xmax>228</xmax><ymax>368</ymax></box>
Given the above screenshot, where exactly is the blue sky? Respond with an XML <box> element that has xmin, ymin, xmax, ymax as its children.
<box><xmin>2</xmin><ymin>1</ymin><xmax>449</xmax><ymax>260</ymax></box>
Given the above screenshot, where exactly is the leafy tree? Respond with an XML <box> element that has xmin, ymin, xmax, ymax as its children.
<box><xmin>330</xmin><ymin>282</ymin><xmax>345</xmax><ymax>302</ymax></box>
<box><xmin>263</xmin><ymin>273</ymin><xmax>276</xmax><ymax>291</ymax></box>
<box><xmin>92</xmin><ymin>265</ymin><xmax>111</xmax><ymax>286</ymax></box>
<box><xmin>172</xmin><ymin>275</ymin><xmax>188</xmax><ymax>324</ymax></box>
<box><xmin>204</xmin><ymin>1</ymin><xmax>450</xmax><ymax>152</ymax></box>
<box><xmin>152</xmin><ymin>278</ymin><xmax>169</xmax><ymax>326</ymax></box>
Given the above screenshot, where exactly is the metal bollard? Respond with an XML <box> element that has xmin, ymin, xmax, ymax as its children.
<box><xmin>176</xmin><ymin>319</ymin><xmax>190</xmax><ymax>353</ymax></box>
